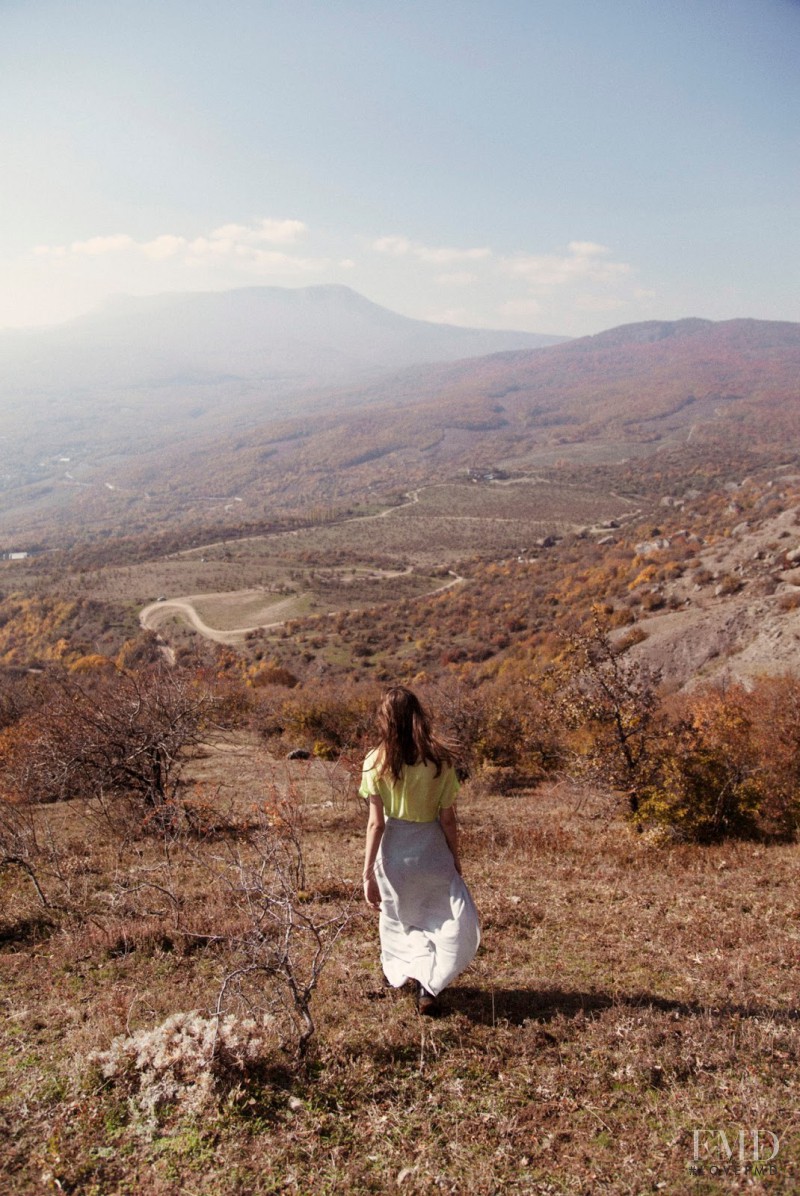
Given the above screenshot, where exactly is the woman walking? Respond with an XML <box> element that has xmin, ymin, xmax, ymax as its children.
<box><xmin>360</xmin><ymin>686</ymin><xmax>480</xmax><ymax>1014</ymax></box>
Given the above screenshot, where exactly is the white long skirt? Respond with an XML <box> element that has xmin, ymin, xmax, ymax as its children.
<box><xmin>375</xmin><ymin>817</ymin><xmax>480</xmax><ymax>997</ymax></box>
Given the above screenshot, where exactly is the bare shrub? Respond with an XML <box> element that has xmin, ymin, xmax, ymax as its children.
<box><xmin>0</xmin><ymin>797</ymin><xmax>50</xmax><ymax>908</ymax></box>
<box><xmin>1</xmin><ymin>665</ymin><xmax>216</xmax><ymax>816</ymax></box>
<box><xmin>212</xmin><ymin>796</ymin><xmax>355</xmax><ymax>1058</ymax></box>
<box><xmin>427</xmin><ymin>675</ymin><xmax>563</xmax><ymax>784</ymax></box>
<box><xmin>249</xmin><ymin>664</ymin><xmax>300</xmax><ymax>688</ymax></box>
<box><xmin>555</xmin><ymin>607</ymin><xmax>662</xmax><ymax>810</ymax></box>
<box><xmin>0</xmin><ymin>668</ymin><xmax>44</xmax><ymax>732</ymax></box>
<box><xmin>259</xmin><ymin>680</ymin><xmax>380</xmax><ymax>756</ymax></box>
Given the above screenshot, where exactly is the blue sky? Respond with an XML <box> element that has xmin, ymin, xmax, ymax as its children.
<box><xmin>1</xmin><ymin>0</ymin><xmax>798</xmax><ymax>336</ymax></box>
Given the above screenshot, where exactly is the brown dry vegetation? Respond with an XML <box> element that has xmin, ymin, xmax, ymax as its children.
<box><xmin>4</xmin><ymin>315</ymin><xmax>797</xmax><ymax>547</ymax></box>
<box><xmin>5</xmin><ymin>461</ymin><xmax>800</xmax><ymax>695</ymax></box>
<box><xmin>1</xmin><ymin>738</ymin><xmax>799</xmax><ymax>1194</ymax></box>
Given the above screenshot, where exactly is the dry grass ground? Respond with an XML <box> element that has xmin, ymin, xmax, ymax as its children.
<box><xmin>2</xmin><ymin>736</ymin><xmax>799</xmax><ymax>1194</ymax></box>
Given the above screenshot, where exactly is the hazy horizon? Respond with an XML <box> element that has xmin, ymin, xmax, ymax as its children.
<box><xmin>3</xmin><ymin>279</ymin><xmax>797</xmax><ymax>347</ymax></box>
<box><xmin>1</xmin><ymin>0</ymin><xmax>797</xmax><ymax>340</ymax></box>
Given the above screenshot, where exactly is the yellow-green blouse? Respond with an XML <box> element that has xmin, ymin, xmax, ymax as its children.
<box><xmin>359</xmin><ymin>748</ymin><xmax>459</xmax><ymax>823</ymax></box>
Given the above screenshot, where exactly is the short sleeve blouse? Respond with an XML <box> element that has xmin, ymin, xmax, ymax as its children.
<box><xmin>359</xmin><ymin>748</ymin><xmax>459</xmax><ymax>823</ymax></box>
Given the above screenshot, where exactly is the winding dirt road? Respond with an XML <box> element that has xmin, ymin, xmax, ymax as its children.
<box><xmin>140</xmin><ymin>591</ymin><xmax>306</xmax><ymax>645</ymax></box>
<box><xmin>140</xmin><ymin>570</ymin><xmax>464</xmax><ymax>648</ymax></box>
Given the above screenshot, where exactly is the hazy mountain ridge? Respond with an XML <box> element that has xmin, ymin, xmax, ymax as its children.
<box><xmin>0</xmin><ymin>284</ymin><xmax>565</xmax><ymax>394</ymax></box>
<box><xmin>0</xmin><ymin>285</ymin><xmax>565</xmax><ymax>524</ymax></box>
<box><xmin>187</xmin><ymin>315</ymin><xmax>800</xmax><ymax>506</ymax></box>
<box><xmin>296</xmin><ymin>316</ymin><xmax>800</xmax><ymax>430</ymax></box>
<box><xmin>1</xmin><ymin>303</ymin><xmax>798</xmax><ymax>544</ymax></box>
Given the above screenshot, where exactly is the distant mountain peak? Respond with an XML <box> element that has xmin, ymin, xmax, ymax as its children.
<box><xmin>0</xmin><ymin>283</ymin><xmax>567</xmax><ymax>401</ymax></box>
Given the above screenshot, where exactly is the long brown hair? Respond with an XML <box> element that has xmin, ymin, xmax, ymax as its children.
<box><xmin>375</xmin><ymin>686</ymin><xmax>453</xmax><ymax>782</ymax></box>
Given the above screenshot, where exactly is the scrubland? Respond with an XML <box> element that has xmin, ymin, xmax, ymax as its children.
<box><xmin>2</xmin><ymin>737</ymin><xmax>799</xmax><ymax>1195</ymax></box>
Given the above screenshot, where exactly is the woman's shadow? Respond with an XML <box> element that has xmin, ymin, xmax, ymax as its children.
<box><xmin>447</xmin><ymin>985</ymin><xmax>800</xmax><ymax>1025</ymax></box>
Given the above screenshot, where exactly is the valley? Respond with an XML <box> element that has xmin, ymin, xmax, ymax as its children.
<box><xmin>2</xmin><ymin>305</ymin><xmax>798</xmax><ymax>547</ymax></box>
<box><xmin>8</xmin><ymin>450</ymin><xmax>800</xmax><ymax>697</ymax></box>
<box><xmin>134</xmin><ymin>466</ymin><xmax>638</xmax><ymax>649</ymax></box>
<box><xmin>139</xmin><ymin>566</ymin><xmax>465</xmax><ymax>647</ymax></box>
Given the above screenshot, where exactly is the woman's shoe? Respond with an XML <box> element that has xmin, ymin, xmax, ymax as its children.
<box><xmin>417</xmin><ymin>984</ymin><xmax>438</xmax><ymax>1015</ymax></box>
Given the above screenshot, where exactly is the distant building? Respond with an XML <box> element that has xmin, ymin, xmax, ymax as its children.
<box><xmin>467</xmin><ymin>467</ymin><xmax>509</xmax><ymax>483</ymax></box>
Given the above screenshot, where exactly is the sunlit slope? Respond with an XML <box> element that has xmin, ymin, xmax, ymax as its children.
<box><xmin>139</xmin><ymin>317</ymin><xmax>800</xmax><ymax>508</ymax></box>
<box><xmin>2</xmin><ymin>315</ymin><xmax>798</xmax><ymax>540</ymax></box>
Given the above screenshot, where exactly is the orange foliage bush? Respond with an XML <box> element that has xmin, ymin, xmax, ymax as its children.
<box><xmin>636</xmin><ymin>678</ymin><xmax>800</xmax><ymax>841</ymax></box>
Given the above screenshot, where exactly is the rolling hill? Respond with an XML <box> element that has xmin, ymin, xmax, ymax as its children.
<box><xmin>0</xmin><ymin>284</ymin><xmax>563</xmax><ymax>539</ymax></box>
<box><xmin>128</xmin><ymin>315</ymin><xmax>800</xmax><ymax>516</ymax></box>
<box><xmin>1</xmin><ymin>309</ymin><xmax>798</xmax><ymax>544</ymax></box>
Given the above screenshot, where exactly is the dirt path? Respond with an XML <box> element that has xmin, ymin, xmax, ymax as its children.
<box><xmin>140</xmin><ymin>570</ymin><xmax>465</xmax><ymax>647</ymax></box>
<box><xmin>170</xmin><ymin>489</ymin><xmax>423</xmax><ymax>561</ymax></box>
<box><xmin>140</xmin><ymin>591</ymin><xmax>305</xmax><ymax>645</ymax></box>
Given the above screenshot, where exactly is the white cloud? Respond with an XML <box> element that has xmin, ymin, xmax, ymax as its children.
<box><xmin>420</xmin><ymin>245</ymin><xmax>490</xmax><ymax>265</ymax></box>
<box><xmin>498</xmin><ymin>298</ymin><xmax>543</xmax><ymax>317</ymax></box>
<box><xmin>373</xmin><ymin>235</ymin><xmax>491</xmax><ymax>265</ymax></box>
<box><xmin>33</xmin><ymin>219</ymin><xmax>310</xmax><ymax>266</ymax></box>
<box><xmin>567</xmin><ymin>240</ymin><xmax>611</xmax><ymax>258</ymax></box>
<box><xmin>502</xmin><ymin>241</ymin><xmax>631</xmax><ymax>287</ymax></box>
<box><xmin>186</xmin><ymin>235</ymin><xmax>232</xmax><ymax>257</ymax></box>
<box><xmin>32</xmin><ymin>244</ymin><xmax>65</xmax><ymax>258</ymax></box>
<box><xmin>372</xmin><ymin>235</ymin><xmax>413</xmax><ymax>257</ymax></box>
<box><xmin>141</xmin><ymin>235</ymin><xmax>188</xmax><ymax>260</ymax></box>
<box><xmin>573</xmin><ymin>294</ymin><xmax>627</xmax><ymax>312</ymax></box>
<box><xmin>209</xmin><ymin>218</ymin><xmax>307</xmax><ymax>245</ymax></box>
<box><xmin>247</xmin><ymin>249</ymin><xmax>325</xmax><ymax>273</ymax></box>
<box><xmin>70</xmin><ymin>234</ymin><xmax>136</xmax><ymax>256</ymax></box>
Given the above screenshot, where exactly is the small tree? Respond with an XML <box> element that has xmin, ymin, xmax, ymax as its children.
<box><xmin>0</xmin><ymin>665</ymin><xmax>215</xmax><ymax>814</ymax></box>
<box><xmin>636</xmin><ymin>679</ymin><xmax>800</xmax><ymax>842</ymax></box>
<box><xmin>555</xmin><ymin>608</ymin><xmax>662</xmax><ymax>809</ymax></box>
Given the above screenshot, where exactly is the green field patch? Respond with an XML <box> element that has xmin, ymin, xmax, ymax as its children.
<box><xmin>190</xmin><ymin>590</ymin><xmax>309</xmax><ymax>631</ymax></box>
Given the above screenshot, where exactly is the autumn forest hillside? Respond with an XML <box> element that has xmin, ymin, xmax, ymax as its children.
<box><xmin>1</xmin><ymin>307</ymin><xmax>798</xmax><ymax>545</ymax></box>
<box><xmin>2</xmin><ymin>311</ymin><xmax>800</xmax><ymax>704</ymax></box>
